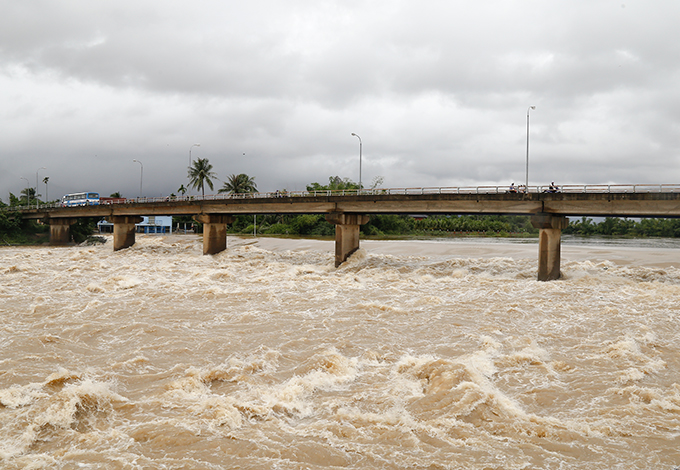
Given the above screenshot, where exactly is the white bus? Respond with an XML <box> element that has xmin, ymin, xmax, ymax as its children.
<box><xmin>61</xmin><ymin>192</ymin><xmax>100</xmax><ymax>207</ymax></box>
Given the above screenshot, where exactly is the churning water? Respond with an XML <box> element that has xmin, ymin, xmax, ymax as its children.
<box><xmin>1</xmin><ymin>235</ymin><xmax>679</xmax><ymax>469</ymax></box>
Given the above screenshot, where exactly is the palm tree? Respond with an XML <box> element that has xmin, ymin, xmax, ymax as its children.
<box><xmin>187</xmin><ymin>158</ymin><xmax>217</xmax><ymax>196</ymax></box>
<box><xmin>177</xmin><ymin>184</ymin><xmax>187</xmax><ymax>197</ymax></box>
<box><xmin>218</xmin><ymin>173</ymin><xmax>257</xmax><ymax>195</ymax></box>
<box><xmin>20</xmin><ymin>187</ymin><xmax>36</xmax><ymax>205</ymax></box>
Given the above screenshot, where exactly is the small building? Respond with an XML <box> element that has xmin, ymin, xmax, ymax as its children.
<box><xmin>97</xmin><ymin>216</ymin><xmax>173</xmax><ymax>234</ymax></box>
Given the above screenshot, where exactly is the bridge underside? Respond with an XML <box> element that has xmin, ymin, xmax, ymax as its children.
<box><xmin>46</xmin><ymin>211</ymin><xmax>569</xmax><ymax>281</ymax></box>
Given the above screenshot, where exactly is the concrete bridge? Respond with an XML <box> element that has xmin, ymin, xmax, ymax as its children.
<box><xmin>8</xmin><ymin>184</ymin><xmax>680</xmax><ymax>281</ymax></box>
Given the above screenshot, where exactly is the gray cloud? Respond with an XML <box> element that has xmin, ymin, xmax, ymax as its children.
<box><xmin>2</xmin><ymin>1</ymin><xmax>680</xmax><ymax>201</ymax></box>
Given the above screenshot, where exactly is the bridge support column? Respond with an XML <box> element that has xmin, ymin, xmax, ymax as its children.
<box><xmin>194</xmin><ymin>214</ymin><xmax>235</xmax><ymax>255</ymax></box>
<box><xmin>326</xmin><ymin>213</ymin><xmax>370</xmax><ymax>267</ymax></box>
<box><xmin>49</xmin><ymin>218</ymin><xmax>77</xmax><ymax>245</ymax></box>
<box><xmin>109</xmin><ymin>216</ymin><xmax>144</xmax><ymax>251</ymax></box>
<box><xmin>531</xmin><ymin>213</ymin><xmax>569</xmax><ymax>281</ymax></box>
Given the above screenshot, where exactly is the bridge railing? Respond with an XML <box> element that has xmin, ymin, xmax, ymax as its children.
<box><xmin>4</xmin><ymin>184</ymin><xmax>680</xmax><ymax>212</ymax></box>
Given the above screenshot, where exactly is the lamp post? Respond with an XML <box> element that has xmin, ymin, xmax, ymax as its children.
<box><xmin>526</xmin><ymin>106</ymin><xmax>535</xmax><ymax>192</ymax></box>
<box><xmin>36</xmin><ymin>167</ymin><xmax>46</xmax><ymax>209</ymax></box>
<box><xmin>189</xmin><ymin>143</ymin><xmax>200</xmax><ymax>167</ymax></box>
<box><xmin>20</xmin><ymin>177</ymin><xmax>30</xmax><ymax>206</ymax></box>
<box><xmin>351</xmin><ymin>133</ymin><xmax>362</xmax><ymax>192</ymax></box>
<box><xmin>133</xmin><ymin>159</ymin><xmax>143</xmax><ymax>199</ymax></box>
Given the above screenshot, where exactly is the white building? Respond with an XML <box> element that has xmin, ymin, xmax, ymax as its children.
<box><xmin>97</xmin><ymin>216</ymin><xmax>173</xmax><ymax>234</ymax></box>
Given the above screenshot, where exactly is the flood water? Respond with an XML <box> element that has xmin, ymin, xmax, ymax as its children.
<box><xmin>1</xmin><ymin>235</ymin><xmax>679</xmax><ymax>469</ymax></box>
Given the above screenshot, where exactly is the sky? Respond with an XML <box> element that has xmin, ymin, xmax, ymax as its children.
<box><xmin>1</xmin><ymin>0</ymin><xmax>679</xmax><ymax>201</ymax></box>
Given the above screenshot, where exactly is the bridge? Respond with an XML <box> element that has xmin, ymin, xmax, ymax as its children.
<box><xmin>7</xmin><ymin>183</ymin><xmax>680</xmax><ymax>281</ymax></box>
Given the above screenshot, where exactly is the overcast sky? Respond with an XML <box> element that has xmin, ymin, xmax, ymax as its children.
<box><xmin>2</xmin><ymin>1</ymin><xmax>679</xmax><ymax>200</ymax></box>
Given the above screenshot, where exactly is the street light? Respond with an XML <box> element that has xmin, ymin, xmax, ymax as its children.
<box><xmin>20</xmin><ymin>177</ymin><xmax>30</xmax><ymax>206</ymax></box>
<box><xmin>189</xmin><ymin>143</ymin><xmax>200</xmax><ymax>167</ymax></box>
<box><xmin>351</xmin><ymin>133</ymin><xmax>362</xmax><ymax>192</ymax></box>
<box><xmin>526</xmin><ymin>106</ymin><xmax>536</xmax><ymax>192</ymax></box>
<box><xmin>133</xmin><ymin>159</ymin><xmax>143</xmax><ymax>198</ymax></box>
<box><xmin>36</xmin><ymin>167</ymin><xmax>46</xmax><ymax>209</ymax></box>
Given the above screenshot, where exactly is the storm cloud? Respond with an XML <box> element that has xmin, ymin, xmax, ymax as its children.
<box><xmin>2</xmin><ymin>1</ymin><xmax>679</xmax><ymax>200</ymax></box>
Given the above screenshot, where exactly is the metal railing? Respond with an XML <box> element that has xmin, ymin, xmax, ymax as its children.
<box><xmin>4</xmin><ymin>184</ymin><xmax>680</xmax><ymax>212</ymax></box>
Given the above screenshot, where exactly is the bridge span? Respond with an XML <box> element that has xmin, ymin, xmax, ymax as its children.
<box><xmin>8</xmin><ymin>184</ymin><xmax>680</xmax><ymax>281</ymax></box>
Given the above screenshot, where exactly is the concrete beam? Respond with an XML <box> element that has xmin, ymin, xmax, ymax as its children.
<box><xmin>194</xmin><ymin>214</ymin><xmax>235</xmax><ymax>255</ymax></box>
<box><xmin>109</xmin><ymin>216</ymin><xmax>144</xmax><ymax>251</ymax></box>
<box><xmin>531</xmin><ymin>213</ymin><xmax>569</xmax><ymax>281</ymax></box>
<box><xmin>48</xmin><ymin>218</ymin><xmax>77</xmax><ymax>245</ymax></box>
<box><xmin>325</xmin><ymin>213</ymin><xmax>370</xmax><ymax>267</ymax></box>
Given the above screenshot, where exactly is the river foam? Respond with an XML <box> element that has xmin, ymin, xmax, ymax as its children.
<box><xmin>1</xmin><ymin>235</ymin><xmax>679</xmax><ymax>469</ymax></box>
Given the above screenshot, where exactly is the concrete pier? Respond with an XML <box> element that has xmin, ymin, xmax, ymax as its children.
<box><xmin>325</xmin><ymin>212</ymin><xmax>370</xmax><ymax>267</ymax></box>
<box><xmin>194</xmin><ymin>214</ymin><xmax>235</xmax><ymax>255</ymax></box>
<box><xmin>110</xmin><ymin>216</ymin><xmax>144</xmax><ymax>251</ymax></box>
<box><xmin>49</xmin><ymin>218</ymin><xmax>77</xmax><ymax>245</ymax></box>
<box><xmin>531</xmin><ymin>213</ymin><xmax>569</xmax><ymax>281</ymax></box>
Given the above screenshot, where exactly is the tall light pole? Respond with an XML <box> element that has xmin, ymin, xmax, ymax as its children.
<box><xmin>36</xmin><ymin>167</ymin><xmax>46</xmax><ymax>209</ymax></box>
<box><xmin>189</xmin><ymin>143</ymin><xmax>200</xmax><ymax>167</ymax></box>
<box><xmin>20</xmin><ymin>177</ymin><xmax>30</xmax><ymax>206</ymax></box>
<box><xmin>526</xmin><ymin>106</ymin><xmax>535</xmax><ymax>192</ymax></box>
<box><xmin>133</xmin><ymin>159</ymin><xmax>143</xmax><ymax>198</ymax></box>
<box><xmin>351</xmin><ymin>133</ymin><xmax>362</xmax><ymax>191</ymax></box>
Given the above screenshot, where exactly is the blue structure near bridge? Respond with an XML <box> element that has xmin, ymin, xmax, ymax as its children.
<box><xmin>98</xmin><ymin>216</ymin><xmax>172</xmax><ymax>234</ymax></box>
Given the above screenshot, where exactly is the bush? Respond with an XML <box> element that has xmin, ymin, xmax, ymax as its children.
<box><xmin>264</xmin><ymin>223</ymin><xmax>293</xmax><ymax>235</ymax></box>
<box><xmin>367</xmin><ymin>214</ymin><xmax>414</xmax><ymax>234</ymax></box>
<box><xmin>291</xmin><ymin>214</ymin><xmax>323</xmax><ymax>235</ymax></box>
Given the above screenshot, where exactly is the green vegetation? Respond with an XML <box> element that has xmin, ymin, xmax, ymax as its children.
<box><xmin>307</xmin><ymin>176</ymin><xmax>360</xmax><ymax>192</ymax></box>
<box><xmin>564</xmin><ymin>216</ymin><xmax>680</xmax><ymax>238</ymax></box>
<box><xmin>228</xmin><ymin>213</ymin><xmax>537</xmax><ymax>238</ymax></box>
<box><xmin>0</xmin><ymin>197</ymin><xmax>48</xmax><ymax>244</ymax></box>
<box><xmin>219</xmin><ymin>174</ymin><xmax>258</xmax><ymax>194</ymax></box>
<box><xmin>187</xmin><ymin>158</ymin><xmax>217</xmax><ymax>196</ymax></box>
<box><xmin>228</xmin><ymin>212</ymin><xmax>680</xmax><ymax>240</ymax></box>
<box><xmin>0</xmin><ymin>193</ymin><xmax>97</xmax><ymax>245</ymax></box>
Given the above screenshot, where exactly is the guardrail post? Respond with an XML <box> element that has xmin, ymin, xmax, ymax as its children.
<box><xmin>325</xmin><ymin>212</ymin><xmax>370</xmax><ymax>267</ymax></box>
<box><xmin>531</xmin><ymin>213</ymin><xmax>569</xmax><ymax>281</ymax></box>
<box><xmin>194</xmin><ymin>214</ymin><xmax>236</xmax><ymax>255</ymax></box>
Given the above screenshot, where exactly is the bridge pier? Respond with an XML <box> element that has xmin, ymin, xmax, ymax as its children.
<box><xmin>326</xmin><ymin>213</ymin><xmax>370</xmax><ymax>267</ymax></box>
<box><xmin>531</xmin><ymin>213</ymin><xmax>569</xmax><ymax>281</ymax></box>
<box><xmin>49</xmin><ymin>218</ymin><xmax>77</xmax><ymax>245</ymax></box>
<box><xmin>194</xmin><ymin>214</ymin><xmax>235</xmax><ymax>255</ymax></box>
<box><xmin>110</xmin><ymin>216</ymin><xmax>144</xmax><ymax>251</ymax></box>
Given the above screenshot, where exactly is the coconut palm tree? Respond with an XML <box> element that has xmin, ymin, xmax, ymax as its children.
<box><xmin>187</xmin><ymin>158</ymin><xmax>217</xmax><ymax>196</ymax></box>
<box><xmin>20</xmin><ymin>187</ymin><xmax>36</xmax><ymax>205</ymax></box>
<box><xmin>218</xmin><ymin>173</ymin><xmax>257</xmax><ymax>195</ymax></box>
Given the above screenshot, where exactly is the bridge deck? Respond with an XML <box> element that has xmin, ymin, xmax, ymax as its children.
<box><xmin>10</xmin><ymin>187</ymin><xmax>680</xmax><ymax>220</ymax></box>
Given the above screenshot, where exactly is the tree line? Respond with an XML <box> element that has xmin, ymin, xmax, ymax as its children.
<box><xmin>563</xmin><ymin>216</ymin><xmax>680</xmax><ymax>238</ymax></box>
